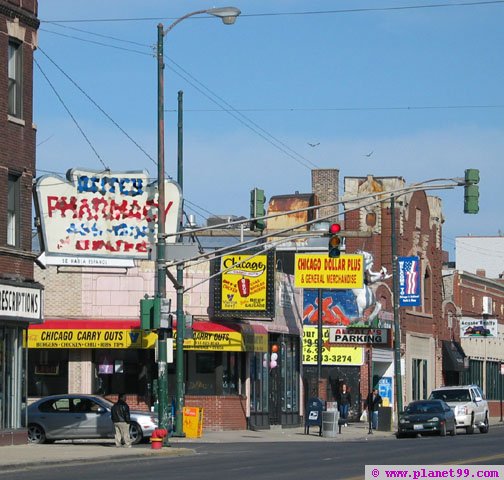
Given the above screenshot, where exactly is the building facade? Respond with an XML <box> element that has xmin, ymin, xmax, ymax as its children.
<box><xmin>0</xmin><ymin>0</ymin><xmax>42</xmax><ymax>446</ymax></box>
<box><xmin>30</xmin><ymin>255</ymin><xmax>304</xmax><ymax>431</ymax></box>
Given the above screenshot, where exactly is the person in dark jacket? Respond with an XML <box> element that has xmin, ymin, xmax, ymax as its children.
<box><xmin>111</xmin><ymin>393</ymin><xmax>131</xmax><ymax>447</ymax></box>
<box><xmin>366</xmin><ymin>388</ymin><xmax>383</xmax><ymax>429</ymax></box>
<box><xmin>338</xmin><ymin>384</ymin><xmax>351</xmax><ymax>426</ymax></box>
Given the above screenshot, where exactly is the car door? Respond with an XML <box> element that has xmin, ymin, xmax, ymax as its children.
<box><xmin>471</xmin><ymin>387</ymin><xmax>485</xmax><ymax>423</ymax></box>
<box><xmin>36</xmin><ymin>398</ymin><xmax>78</xmax><ymax>439</ymax></box>
<box><xmin>72</xmin><ymin>397</ymin><xmax>113</xmax><ymax>438</ymax></box>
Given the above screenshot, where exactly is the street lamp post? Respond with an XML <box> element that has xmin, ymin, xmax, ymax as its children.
<box><xmin>156</xmin><ymin>6</ymin><xmax>241</xmax><ymax>441</ymax></box>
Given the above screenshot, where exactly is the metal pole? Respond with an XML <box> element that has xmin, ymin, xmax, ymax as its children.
<box><xmin>156</xmin><ymin>23</ymin><xmax>170</xmax><ymax>442</ymax></box>
<box><xmin>368</xmin><ymin>346</ymin><xmax>373</xmax><ymax>434</ymax></box>
<box><xmin>317</xmin><ymin>288</ymin><xmax>323</xmax><ymax>397</ymax></box>
<box><xmin>174</xmin><ymin>90</ymin><xmax>185</xmax><ymax>437</ymax></box>
<box><xmin>500</xmin><ymin>363</ymin><xmax>503</xmax><ymax>422</ymax></box>
<box><xmin>391</xmin><ymin>196</ymin><xmax>403</xmax><ymax>415</ymax></box>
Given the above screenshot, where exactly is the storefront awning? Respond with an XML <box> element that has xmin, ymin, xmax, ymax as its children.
<box><xmin>442</xmin><ymin>340</ymin><xmax>466</xmax><ymax>372</ymax></box>
<box><xmin>27</xmin><ymin>319</ymin><xmax>268</xmax><ymax>352</ymax></box>
<box><xmin>187</xmin><ymin>321</ymin><xmax>268</xmax><ymax>352</ymax></box>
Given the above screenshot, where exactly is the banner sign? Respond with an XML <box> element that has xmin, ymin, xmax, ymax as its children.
<box><xmin>460</xmin><ymin>317</ymin><xmax>497</xmax><ymax>337</ymax></box>
<box><xmin>302</xmin><ymin>327</ymin><xmax>364</xmax><ymax>365</ymax></box>
<box><xmin>398</xmin><ymin>256</ymin><xmax>421</xmax><ymax>306</ymax></box>
<box><xmin>294</xmin><ymin>254</ymin><xmax>364</xmax><ymax>289</ymax></box>
<box><xmin>33</xmin><ymin>169</ymin><xmax>182</xmax><ymax>259</ymax></box>
<box><xmin>27</xmin><ymin>329</ymin><xmax>153</xmax><ymax>349</ymax></box>
<box><xmin>212</xmin><ymin>250</ymin><xmax>276</xmax><ymax>318</ymax></box>
<box><xmin>27</xmin><ymin>328</ymin><xmax>268</xmax><ymax>352</ymax></box>
<box><xmin>328</xmin><ymin>327</ymin><xmax>390</xmax><ymax>346</ymax></box>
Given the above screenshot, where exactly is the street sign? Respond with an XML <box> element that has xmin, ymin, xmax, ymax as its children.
<box><xmin>37</xmin><ymin>252</ymin><xmax>134</xmax><ymax>268</ymax></box>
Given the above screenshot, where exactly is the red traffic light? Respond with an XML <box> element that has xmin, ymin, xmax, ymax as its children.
<box><xmin>329</xmin><ymin>223</ymin><xmax>341</xmax><ymax>234</ymax></box>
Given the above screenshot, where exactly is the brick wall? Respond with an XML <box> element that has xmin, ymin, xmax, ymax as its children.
<box><xmin>311</xmin><ymin>169</ymin><xmax>339</xmax><ymax>223</ymax></box>
<box><xmin>0</xmin><ymin>2</ymin><xmax>39</xmax><ymax>283</ymax></box>
<box><xmin>185</xmin><ymin>395</ymin><xmax>247</xmax><ymax>431</ymax></box>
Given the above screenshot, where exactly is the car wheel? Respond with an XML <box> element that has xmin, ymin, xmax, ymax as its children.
<box><xmin>129</xmin><ymin>422</ymin><xmax>143</xmax><ymax>445</ymax></box>
<box><xmin>466</xmin><ymin>413</ymin><xmax>475</xmax><ymax>435</ymax></box>
<box><xmin>28</xmin><ymin>424</ymin><xmax>47</xmax><ymax>444</ymax></box>
<box><xmin>450</xmin><ymin>423</ymin><xmax>456</xmax><ymax>436</ymax></box>
<box><xmin>440</xmin><ymin>423</ymin><xmax>447</xmax><ymax>437</ymax></box>
<box><xmin>479</xmin><ymin>414</ymin><xmax>489</xmax><ymax>434</ymax></box>
<box><xmin>396</xmin><ymin>432</ymin><xmax>404</xmax><ymax>439</ymax></box>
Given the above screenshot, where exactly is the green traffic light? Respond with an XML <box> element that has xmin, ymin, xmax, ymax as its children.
<box><xmin>463</xmin><ymin>169</ymin><xmax>480</xmax><ymax>214</ymax></box>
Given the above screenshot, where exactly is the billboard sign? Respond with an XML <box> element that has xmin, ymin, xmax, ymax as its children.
<box><xmin>212</xmin><ymin>250</ymin><xmax>276</xmax><ymax>318</ymax></box>
<box><xmin>460</xmin><ymin>317</ymin><xmax>497</xmax><ymax>337</ymax></box>
<box><xmin>34</xmin><ymin>169</ymin><xmax>182</xmax><ymax>260</ymax></box>
<box><xmin>302</xmin><ymin>327</ymin><xmax>364</xmax><ymax>365</ymax></box>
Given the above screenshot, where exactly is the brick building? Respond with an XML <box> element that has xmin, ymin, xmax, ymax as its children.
<box><xmin>0</xmin><ymin>0</ymin><xmax>42</xmax><ymax>446</ymax></box>
<box><xmin>343</xmin><ymin>175</ymin><xmax>448</xmax><ymax>408</ymax></box>
<box><xmin>443</xmin><ymin>264</ymin><xmax>504</xmax><ymax>416</ymax></box>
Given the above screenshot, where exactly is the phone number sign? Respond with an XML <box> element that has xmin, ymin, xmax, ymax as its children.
<box><xmin>302</xmin><ymin>327</ymin><xmax>364</xmax><ymax>365</ymax></box>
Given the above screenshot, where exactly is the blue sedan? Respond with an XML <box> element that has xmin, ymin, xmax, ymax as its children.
<box><xmin>396</xmin><ymin>399</ymin><xmax>456</xmax><ymax>438</ymax></box>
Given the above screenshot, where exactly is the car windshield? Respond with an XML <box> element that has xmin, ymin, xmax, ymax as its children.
<box><xmin>430</xmin><ymin>389</ymin><xmax>471</xmax><ymax>402</ymax></box>
<box><xmin>405</xmin><ymin>402</ymin><xmax>443</xmax><ymax>414</ymax></box>
<box><xmin>98</xmin><ymin>397</ymin><xmax>113</xmax><ymax>408</ymax></box>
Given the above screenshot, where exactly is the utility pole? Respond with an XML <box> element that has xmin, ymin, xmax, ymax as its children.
<box><xmin>391</xmin><ymin>196</ymin><xmax>403</xmax><ymax>415</ymax></box>
<box><xmin>175</xmin><ymin>90</ymin><xmax>185</xmax><ymax>437</ymax></box>
<box><xmin>156</xmin><ymin>23</ymin><xmax>171</xmax><ymax>441</ymax></box>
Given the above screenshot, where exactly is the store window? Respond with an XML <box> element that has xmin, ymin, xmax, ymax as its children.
<box><xmin>28</xmin><ymin>349</ymin><xmax>69</xmax><ymax>397</ymax></box>
<box><xmin>486</xmin><ymin>361</ymin><xmax>501</xmax><ymax>400</ymax></box>
<box><xmin>93</xmin><ymin>350</ymin><xmax>153</xmax><ymax>400</ymax></box>
<box><xmin>0</xmin><ymin>327</ymin><xmax>24</xmax><ymax>429</ymax></box>
<box><xmin>250</xmin><ymin>352</ymin><xmax>269</xmax><ymax>413</ymax></box>
<box><xmin>280</xmin><ymin>337</ymin><xmax>299</xmax><ymax>413</ymax></box>
<box><xmin>412</xmin><ymin>358</ymin><xmax>428</xmax><ymax>400</ymax></box>
<box><xmin>186</xmin><ymin>351</ymin><xmax>242</xmax><ymax>396</ymax></box>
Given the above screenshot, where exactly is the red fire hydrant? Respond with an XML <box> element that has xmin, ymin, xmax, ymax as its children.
<box><xmin>150</xmin><ymin>428</ymin><xmax>168</xmax><ymax>449</ymax></box>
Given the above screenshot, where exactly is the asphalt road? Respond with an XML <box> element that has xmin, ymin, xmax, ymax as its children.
<box><xmin>5</xmin><ymin>428</ymin><xmax>504</xmax><ymax>480</ymax></box>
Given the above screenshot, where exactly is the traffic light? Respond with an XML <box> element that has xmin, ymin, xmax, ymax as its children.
<box><xmin>328</xmin><ymin>223</ymin><xmax>342</xmax><ymax>258</ymax></box>
<box><xmin>140</xmin><ymin>296</ymin><xmax>172</xmax><ymax>330</ymax></box>
<box><xmin>464</xmin><ymin>168</ymin><xmax>480</xmax><ymax>214</ymax></box>
<box><xmin>250</xmin><ymin>187</ymin><xmax>266</xmax><ymax>231</ymax></box>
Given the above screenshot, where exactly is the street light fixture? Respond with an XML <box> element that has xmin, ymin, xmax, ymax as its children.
<box><xmin>156</xmin><ymin>6</ymin><xmax>241</xmax><ymax>442</ymax></box>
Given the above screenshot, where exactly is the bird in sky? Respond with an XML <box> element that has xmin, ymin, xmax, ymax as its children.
<box><xmin>364</xmin><ymin>151</ymin><xmax>374</xmax><ymax>157</ymax></box>
<box><xmin>307</xmin><ymin>142</ymin><xmax>320</xmax><ymax>147</ymax></box>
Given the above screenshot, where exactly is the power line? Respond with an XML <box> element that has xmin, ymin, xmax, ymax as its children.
<box><xmin>166</xmin><ymin>104</ymin><xmax>504</xmax><ymax>113</ymax></box>
<box><xmin>39</xmin><ymin>28</ymin><xmax>320</xmax><ymax>171</ymax></box>
<box><xmin>34</xmin><ymin>57</ymin><xmax>109</xmax><ymax>171</ymax></box>
<box><xmin>39</xmin><ymin>1</ymin><xmax>504</xmax><ymax>23</ymax></box>
<box><xmin>37</xmin><ymin>46</ymin><xmax>157</xmax><ymax>166</ymax></box>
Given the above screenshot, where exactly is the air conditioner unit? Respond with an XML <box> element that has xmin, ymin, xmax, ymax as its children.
<box><xmin>482</xmin><ymin>296</ymin><xmax>493</xmax><ymax>315</ymax></box>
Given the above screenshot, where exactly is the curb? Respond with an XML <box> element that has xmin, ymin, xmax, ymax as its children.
<box><xmin>0</xmin><ymin>447</ymin><xmax>196</xmax><ymax>472</ymax></box>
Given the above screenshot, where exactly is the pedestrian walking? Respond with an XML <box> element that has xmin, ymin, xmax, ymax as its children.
<box><xmin>338</xmin><ymin>384</ymin><xmax>351</xmax><ymax>426</ymax></box>
<box><xmin>111</xmin><ymin>393</ymin><xmax>131</xmax><ymax>447</ymax></box>
<box><xmin>366</xmin><ymin>388</ymin><xmax>383</xmax><ymax>430</ymax></box>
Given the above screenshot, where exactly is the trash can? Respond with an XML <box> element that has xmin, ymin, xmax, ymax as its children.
<box><xmin>322</xmin><ymin>411</ymin><xmax>339</xmax><ymax>438</ymax></box>
<box><xmin>377</xmin><ymin>406</ymin><xmax>392</xmax><ymax>431</ymax></box>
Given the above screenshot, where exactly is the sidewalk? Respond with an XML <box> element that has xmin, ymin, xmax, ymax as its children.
<box><xmin>0</xmin><ymin>418</ymin><xmax>501</xmax><ymax>472</ymax></box>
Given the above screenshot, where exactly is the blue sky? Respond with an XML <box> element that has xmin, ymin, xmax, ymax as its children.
<box><xmin>34</xmin><ymin>1</ymin><xmax>504</xmax><ymax>260</ymax></box>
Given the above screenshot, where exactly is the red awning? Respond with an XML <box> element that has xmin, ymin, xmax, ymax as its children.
<box><xmin>29</xmin><ymin>319</ymin><xmax>141</xmax><ymax>330</ymax></box>
<box><xmin>29</xmin><ymin>319</ymin><xmax>268</xmax><ymax>335</ymax></box>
